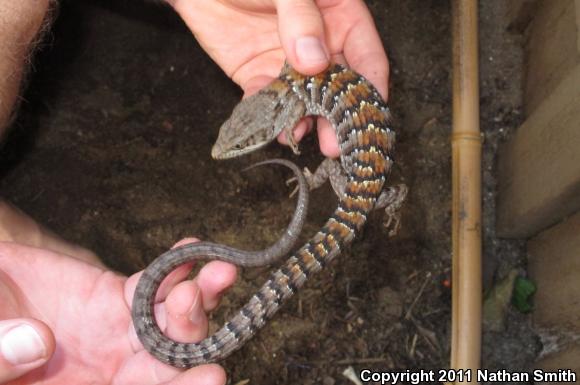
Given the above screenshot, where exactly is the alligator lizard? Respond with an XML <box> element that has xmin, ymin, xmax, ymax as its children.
<box><xmin>132</xmin><ymin>62</ymin><xmax>407</xmax><ymax>367</ymax></box>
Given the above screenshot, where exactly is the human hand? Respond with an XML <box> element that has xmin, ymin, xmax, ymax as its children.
<box><xmin>0</xmin><ymin>239</ymin><xmax>236</xmax><ymax>384</ymax></box>
<box><xmin>168</xmin><ymin>0</ymin><xmax>389</xmax><ymax>158</ymax></box>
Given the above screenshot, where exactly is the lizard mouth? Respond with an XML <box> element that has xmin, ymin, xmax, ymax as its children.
<box><xmin>211</xmin><ymin>143</ymin><xmax>227</xmax><ymax>159</ymax></box>
<box><xmin>211</xmin><ymin>142</ymin><xmax>269</xmax><ymax>160</ymax></box>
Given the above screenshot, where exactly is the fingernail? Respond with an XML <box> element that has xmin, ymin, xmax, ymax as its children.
<box><xmin>295</xmin><ymin>36</ymin><xmax>328</xmax><ymax>66</ymax></box>
<box><xmin>1</xmin><ymin>324</ymin><xmax>47</xmax><ymax>365</ymax></box>
<box><xmin>188</xmin><ymin>290</ymin><xmax>204</xmax><ymax>325</ymax></box>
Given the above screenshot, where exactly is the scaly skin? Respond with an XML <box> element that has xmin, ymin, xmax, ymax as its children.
<box><xmin>132</xmin><ymin>63</ymin><xmax>399</xmax><ymax>367</ymax></box>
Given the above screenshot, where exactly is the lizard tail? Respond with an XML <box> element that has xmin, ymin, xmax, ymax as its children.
<box><xmin>136</xmin><ymin>149</ymin><xmax>390</xmax><ymax>367</ymax></box>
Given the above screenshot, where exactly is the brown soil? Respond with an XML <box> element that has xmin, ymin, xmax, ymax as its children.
<box><xmin>0</xmin><ymin>1</ymin><xmax>540</xmax><ymax>384</ymax></box>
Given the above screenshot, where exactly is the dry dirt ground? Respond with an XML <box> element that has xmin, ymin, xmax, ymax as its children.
<box><xmin>0</xmin><ymin>1</ymin><xmax>541</xmax><ymax>384</ymax></box>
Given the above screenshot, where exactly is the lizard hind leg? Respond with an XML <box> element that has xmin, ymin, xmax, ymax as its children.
<box><xmin>290</xmin><ymin>157</ymin><xmax>408</xmax><ymax>236</ymax></box>
<box><xmin>375</xmin><ymin>184</ymin><xmax>408</xmax><ymax>236</ymax></box>
<box><xmin>286</xmin><ymin>157</ymin><xmax>345</xmax><ymax>198</ymax></box>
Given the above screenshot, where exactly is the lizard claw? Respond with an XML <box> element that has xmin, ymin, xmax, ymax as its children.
<box><xmin>303</xmin><ymin>167</ymin><xmax>313</xmax><ymax>179</ymax></box>
<box><xmin>383</xmin><ymin>209</ymin><xmax>402</xmax><ymax>237</ymax></box>
<box><xmin>285</xmin><ymin>129</ymin><xmax>301</xmax><ymax>155</ymax></box>
<box><xmin>286</xmin><ymin>176</ymin><xmax>300</xmax><ymax>198</ymax></box>
<box><xmin>375</xmin><ymin>184</ymin><xmax>407</xmax><ymax>237</ymax></box>
<box><xmin>287</xmin><ymin>167</ymin><xmax>315</xmax><ymax>198</ymax></box>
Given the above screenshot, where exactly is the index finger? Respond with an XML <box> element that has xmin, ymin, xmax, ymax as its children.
<box><xmin>341</xmin><ymin>2</ymin><xmax>389</xmax><ymax>99</ymax></box>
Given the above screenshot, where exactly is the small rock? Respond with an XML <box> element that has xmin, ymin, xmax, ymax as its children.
<box><xmin>376</xmin><ymin>286</ymin><xmax>404</xmax><ymax>318</ymax></box>
<box><xmin>322</xmin><ymin>375</ymin><xmax>336</xmax><ymax>385</ymax></box>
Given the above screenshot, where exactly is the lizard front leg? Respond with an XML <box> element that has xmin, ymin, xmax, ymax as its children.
<box><xmin>275</xmin><ymin>94</ymin><xmax>305</xmax><ymax>155</ymax></box>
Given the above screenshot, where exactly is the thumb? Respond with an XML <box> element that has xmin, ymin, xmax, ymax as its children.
<box><xmin>275</xmin><ymin>0</ymin><xmax>330</xmax><ymax>74</ymax></box>
<box><xmin>0</xmin><ymin>319</ymin><xmax>55</xmax><ymax>383</ymax></box>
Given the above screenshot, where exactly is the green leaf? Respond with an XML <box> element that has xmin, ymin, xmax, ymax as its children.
<box><xmin>512</xmin><ymin>277</ymin><xmax>536</xmax><ymax>313</ymax></box>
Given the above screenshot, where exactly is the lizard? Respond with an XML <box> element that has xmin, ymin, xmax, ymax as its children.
<box><xmin>132</xmin><ymin>62</ymin><xmax>407</xmax><ymax>368</ymax></box>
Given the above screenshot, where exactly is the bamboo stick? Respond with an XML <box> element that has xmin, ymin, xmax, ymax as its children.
<box><xmin>449</xmin><ymin>0</ymin><xmax>482</xmax><ymax>382</ymax></box>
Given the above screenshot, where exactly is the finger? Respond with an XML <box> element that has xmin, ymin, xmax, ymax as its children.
<box><xmin>276</xmin><ymin>118</ymin><xmax>313</xmax><ymax>147</ymax></box>
<box><xmin>0</xmin><ymin>319</ymin><xmax>55</xmax><ymax>383</ymax></box>
<box><xmin>131</xmin><ymin>259</ymin><xmax>236</xmax><ymax>347</ymax></box>
<box><xmin>142</xmin><ymin>261</ymin><xmax>236</xmax><ymax>348</ymax></box>
<box><xmin>122</xmin><ymin>322</ymin><xmax>225</xmax><ymax>385</ymax></box>
<box><xmin>114</xmin><ymin>349</ymin><xmax>224</xmax><ymax>385</ymax></box>
<box><xmin>128</xmin><ymin>301</ymin><xmax>169</xmax><ymax>354</ymax></box>
<box><xmin>241</xmin><ymin>72</ymin><xmax>282</xmax><ymax>97</ymax></box>
<box><xmin>194</xmin><ymin>261</ymin><xmax>237</xmax><ymax>311</ymax></box>
<box><xmin>275</xmin><ymin>0</ymin><xmax>330</xmax><ymax>74</ymax></box>
<box><xmin>166</xmin><ymin>364</ymin><xmax>226</xmax><ymax>385</ymax></box>
<box><xmin>341</xmin><ymin>1</ymin><xmax>389</xmax><ymax>99</ymax></box>
<box><xmin>124</xmin><ymin>238</ymin><xmax>201</xmax><ymax>306</ymax></box>
<box><xmin>330</xmin><ymin>52</ymin><xmax>347</xmax><ymax>66</ymax></box>
<box><xmin>165</xmin><ymin>280</ymin><xmax>208</xmax><ymax>342</ymax></box>
<box><xmin>114</xmin><ymin>350</ymin><xmax>180</xmax><ymax>385</ymax></box>
<box><xmin>171</xmin><ymin>237</ymin><xmax>201</xmax><ymax>249</ymax></box>
<box><xmin>125</xmin><ymin>264</ymin><xmax>193</xmax><ymax>306</ymax></box>
<box><xmin>316</xmin><ymin>118</ymin><xmax>341</xmax><ymax>158</ymax></box>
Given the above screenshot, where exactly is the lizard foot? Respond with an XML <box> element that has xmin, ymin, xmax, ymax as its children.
<box><xmin>286</xmin><ymin>176</ymin><xmax>300</xmax><ymax>198</ymax></box>
<box><xmin>284</xmin><ymin>128</ymin><xmax>301</xmax><ymax>155</ymax></box>
<box><xmin>376</xmin><ymin>184</ymin><xmax>408</xmax><ymax>237</ymax></box>
<box><xmin>384</xmin><ymin>207</ymin><xmax>403</xmax><ymax>237</ymax></box>
<box><xmin>287</xmin><ymin>167</ymin><xmax>314</xmax><ymax>198</ymax></box>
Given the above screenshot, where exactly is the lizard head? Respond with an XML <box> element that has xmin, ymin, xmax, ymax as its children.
<box><xmin>211</xmin><ymin>82</ymin><xmax>289</xmax><ymax>160</ymax></box>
